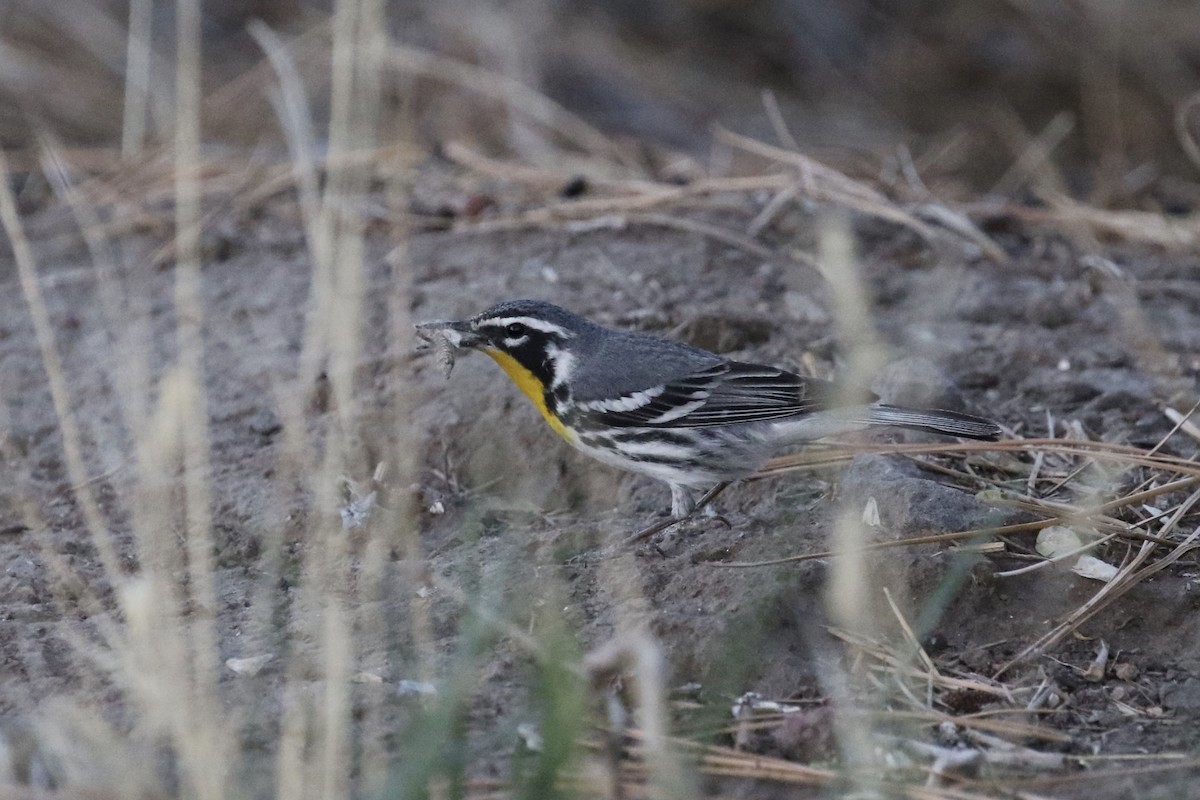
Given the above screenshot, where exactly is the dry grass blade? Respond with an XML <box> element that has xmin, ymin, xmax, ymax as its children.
<box><xmin>892</xmin><ymin>711</ymin><xmax>1071</xmax><ymax>746</ymax></box>
<box><xmin>768</xmin><ymin>438</ymin><xmax>1200</xmax><ymax>474</ymax></box>
<box><xmin>121</xmin><ymin>0</ymin><xmax>153</xmax><ymax>158</ymax></box>
<box><xmin>910</xmin><ymin>202</ymin><xmax>1009</xmax><ymax>262</ymax></box>
<box><xmin>989</xmin><ymin>111</ymin><xmax>1075</xmax><ymax>197</ymax></box>
<box><xmin>761</xmin><ymin>88</ymin><xmax>801</xmax><ymax>151</ymax></box>
<box><xmin>716</xmin><ymin>521</ymin><xmax>1050</xmax><ymax>570</ymax></box>
<box><xmin>828</xmin><ymin>628</ymin><xmax>1013</xmax><ymax>700</ymax></box>
<box><xmin>692</xmin><ymin>745</ymin><xmax>835</xmax><ymax>785</ymax></box>
<box><xmin>884</xmin><ymin>588</ymin><xmax>938</xmax><ymax>676</ymax></box>
<box><xmin>629</xmin><ymin>211</ymin><xmax>775</xmax><ymax>259</ymax></box>
<box><xmin>1164</xmin><ymin>406</ymin><xmax>1200</xmax><ymax>444</ymax></box>
<box><xmin>1175</xmin><ymin>90</ymin><xmax>1200</xmax><ymax>173</ymax></box>
<box><xmin>986</xmin><ymin>195</ymin><xmax>1200</xmax><ymax>248</ymax></box>
<box><xmin>676</xmin><ymin>738</ymin><xmax>1014</xmax><ymax>800</ymax></box>
<box><xmin>631</xmin><ymin>734</ymin><xmax>911</xmax><ymax>795</ymax></box>
<box><xmin>168</xmin><ymin>0</ymin><xmax>226</xmax><ymax>796</ymax></box>
<box><xmin>584</xmin><ymin>634</ymin><xmax>694</xmax><ymax>800</ymax></box>
<box><xmin>715</xmin><ymin>126</ymin><xmax>1005</xmax><ymax>261</ymax></box>
<box><xmin>985</xmin><ymin>757</ymin><xmax>1200</xmax><ymax>792</ymax></box>
<box><xmin>992</xmin><ymin>529</ymin><xmax>1122</xmax><ymax>578</ymax></box>
<box><xmin>715</xmin><ymin>126</ymin><xmax>891</xmax><ymax>204</ymax></box>
<box><xmin>0</xmin><ymin>148</ymin><xmax>127</xmax><ymax>597</ymax></box>
<box><xmin>440</xmin><ymin>140</ymin><xmax>795</xmax><ymax>210</ymax></box>
<box><xmin>442</xmin><ymin>140</ymin><xmax>663</xmax><ymax>193</ymax></box>
<box><xmin>761</xmin><ymin>438</ymin><xmax>1200</xmax><ymax>477</ymax></box>
<box><xmin>247</xmin><ymin>19</ymin><xmax>327</xmax><ymax>268</ymax></box>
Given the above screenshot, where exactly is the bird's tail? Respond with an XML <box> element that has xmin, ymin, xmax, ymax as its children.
<box><xmin>862</xmin><ymin>404</ymin><xmax>1001</xmax><ymax>440</ymax></box>
<box><xmin>768</xmin><ymin>404</ymin><xmax>1000</xmax><ymax>445</ymax></box>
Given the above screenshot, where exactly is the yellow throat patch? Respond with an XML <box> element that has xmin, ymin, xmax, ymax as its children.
<box><xmin>484</xmin><ymin>348</ymin><xmax>575</xmax><ymax>443</ymax></box>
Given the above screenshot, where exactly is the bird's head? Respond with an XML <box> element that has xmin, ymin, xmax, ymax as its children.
<box><xmin>415</xmin><ymin>299</ymin><xmax>593</xmax><ymax>388</ymax></box>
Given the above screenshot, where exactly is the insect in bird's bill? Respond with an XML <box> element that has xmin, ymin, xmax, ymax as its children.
<box><xmin>416</xmin><ymin>299</ymin><xmax>1001</xmax><ymax>533</ymax></box>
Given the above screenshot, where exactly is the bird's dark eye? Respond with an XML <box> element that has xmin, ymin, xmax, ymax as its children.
<box><xmin>506</xmin><ymin>322</ymin><xmax>527</xmax><ymax>336</ymax></box>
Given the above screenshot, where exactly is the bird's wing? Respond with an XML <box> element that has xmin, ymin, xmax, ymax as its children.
<box><xmin>574</xmin><ymin>361</ymin><xmax>839</xmax><ymax>428</ymax></box>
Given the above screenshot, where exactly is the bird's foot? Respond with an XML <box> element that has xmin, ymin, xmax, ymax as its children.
<box><xmin>621</xmin><ymin>482</ymin><xmax>732</xmax><ymax>546</ymax></box>
<box><xmin>705</xmin><ymin>513</ymin><xmax>733</xmax><ymax>529</ymax></box>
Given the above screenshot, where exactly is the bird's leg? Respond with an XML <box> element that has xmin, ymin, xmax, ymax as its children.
<box><xmin>671</xmin><ymin>485</ymin><xmax>697</xmax><ymax>518</ymax></box>
<box><xmin>623</xmin><ymin>481</ymin><xmax>732</xmax><ymax>545</ymax></box>
<box><xmin>691</xmin><ymin>481</ymin><xmax>731</xmax><ymax>514</ymax></box>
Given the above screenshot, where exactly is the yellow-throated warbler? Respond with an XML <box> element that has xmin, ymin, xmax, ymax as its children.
<box><xmin>417</xmin><ymin>300</ymin><xmax>1000</xmax><ymax>520</ymax></box>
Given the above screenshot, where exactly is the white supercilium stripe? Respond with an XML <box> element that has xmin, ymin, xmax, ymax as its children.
<box><xmin>476</xmin><ymin>316</ymin><xmax>574</xmax><ymax>337</ymax></box>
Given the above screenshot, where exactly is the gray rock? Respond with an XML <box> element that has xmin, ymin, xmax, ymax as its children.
<box><xmin>829</xmin><ymin>454</ymin><xmax>1024</xmax><ymax>635</ymax></box>
<box><xmin>838</xmin><ymin>454</ymin><xmax>1014</xmax><ymax>539</ymax></box>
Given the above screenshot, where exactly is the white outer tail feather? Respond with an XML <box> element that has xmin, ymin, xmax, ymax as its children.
<box><xmin>769</xmin><ymin>403</ymin><xmax>999</xmax><ymax>446</ymax></box>
<box><xmin>865</xmin><ymin>404</ymin><xmax>1000</xmax><ymax>439</ymax></box>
